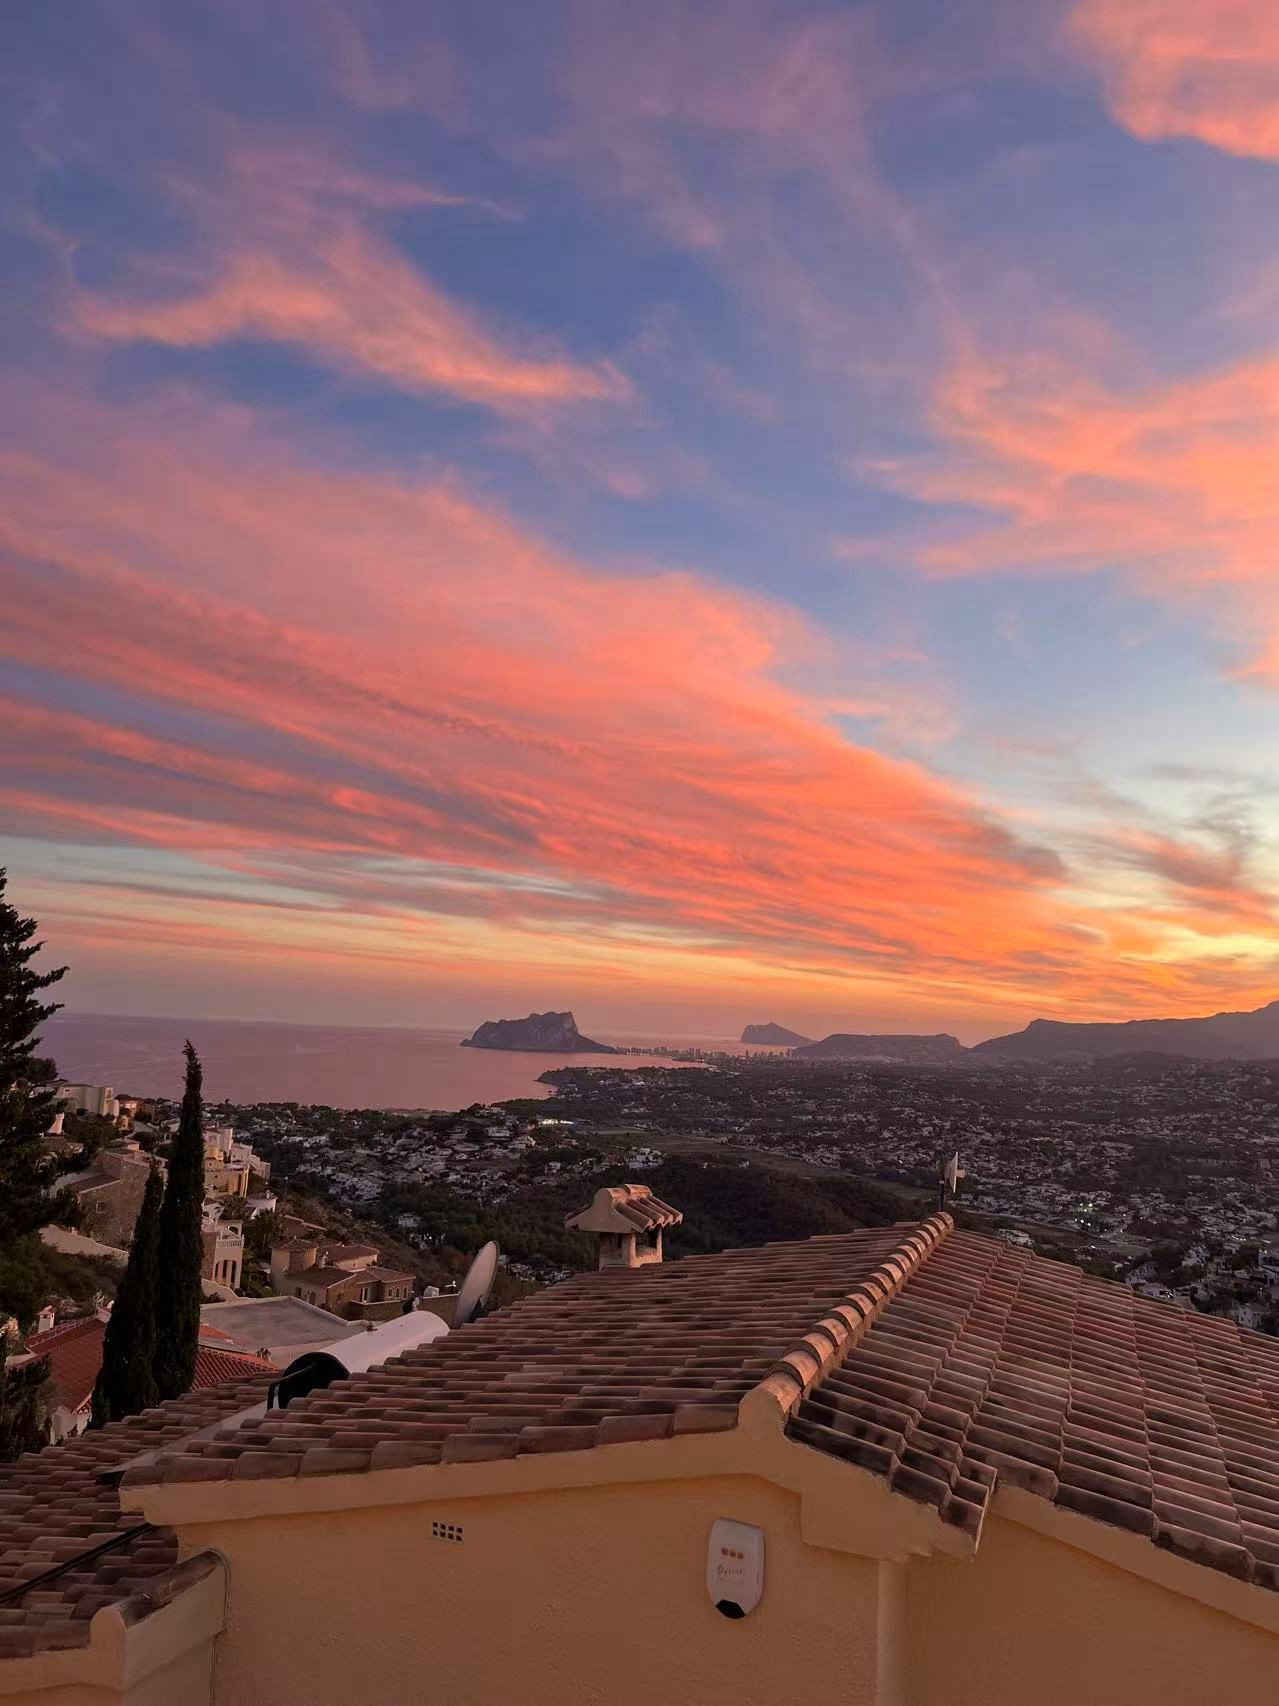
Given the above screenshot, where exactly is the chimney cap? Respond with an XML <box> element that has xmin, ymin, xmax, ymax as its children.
<box><xmin>565</xmin><ymin>1183</ymin><xmax>682</xmax><ymax>1236</ymax></box>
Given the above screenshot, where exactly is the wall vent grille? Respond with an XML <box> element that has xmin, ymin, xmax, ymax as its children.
<box><xmin>431</xmin><ymin>1521</ymin><xmax>463</xmax><ymax>1543</ymax></box>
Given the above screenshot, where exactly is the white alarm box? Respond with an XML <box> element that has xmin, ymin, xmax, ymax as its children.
<box><xmin>707</xmin><ymin>1518</ymin><xmax>765</xmax><ymax>1618</ymax></box>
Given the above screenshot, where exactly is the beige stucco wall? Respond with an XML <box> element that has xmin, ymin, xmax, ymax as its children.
<box><xmin>182</xmin><ymin>1466</ymin><xmax>1279</xmax><ymax>1706</ymax></box>
<box><xmin>184</xmin><ymin>1475</ymin><xmax>889</xmax><ymax>1706</ymax></box>
<box><xmin>11</xmin><ymin>1447</ymin><xmax>1279</xmax><ymax>1706</ymax></box>
<box><xmin>908</xmin><ymin>1511</ymin><xmax>1279</xmax><ymax>1706</ymax></box>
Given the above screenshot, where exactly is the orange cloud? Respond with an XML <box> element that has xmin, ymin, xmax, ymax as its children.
<box><xmin>4</xmin><ymin>389</ymin><xmax>1276</xmax><ymax>1022</ymax></box>
<box><xmin>1093</xmin><ymin>827</ymin><xmax>1277</xmax><ymax>936</ymax></box>
<box><xmin>0</xmin><ymin>386</ymin><xmax>1222</xmax><ymax>1021</ymax></box>
<box><xmin>868</xmin><ymin>342</ymin><xmax>1279</xmax><ymax>681</ymax></box>
<box><xmin>71</xmin><ymin>146</ymin><xmax>625</xmax><ymax>412</ymax></box>
<box><xmin>1070</xmin><ymin>0</ymin><xmax>1279</xmax><ymax>160</ymax></box>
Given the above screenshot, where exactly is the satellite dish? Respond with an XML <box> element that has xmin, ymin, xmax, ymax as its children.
<box><xmin>452</xmin><ymin>1240</ymin><xmax>499</xmax><ymax>1328</ymax></box>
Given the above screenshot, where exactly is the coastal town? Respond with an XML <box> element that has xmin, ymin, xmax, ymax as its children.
<box><xmin>30</xmin><ymin>1049</ymin><xmax>1279</xmax><ymax>1349</ymax></box>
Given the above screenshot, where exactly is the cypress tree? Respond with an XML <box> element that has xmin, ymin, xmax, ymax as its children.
<box><xmin>153</xmin><ymin>1042</ymin><xmax>205</xmax><ymax>1401</ymax></box>
<box><xmin>0</xmin><ymin>868</ymin><xmax>71</xmax><ymax>1247</ymax></box>
<box><xmin>91</xmin><ymin>1164</ymin><xmax>163</xmax><ymax>1427</ymax></box>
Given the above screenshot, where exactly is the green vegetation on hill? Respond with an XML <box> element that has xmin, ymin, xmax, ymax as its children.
<box><xmin>377</xmin><ymin>1155</ymin><xmax>910</xmax><ymax>1278</ymax></box>
<box><xmin>0</xmin><ymin>1239</ymin><xmax>121</xmax><ymax>1330</ymax></box>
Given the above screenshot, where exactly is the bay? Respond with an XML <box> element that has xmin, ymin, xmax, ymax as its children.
<box><xmin>39</xmin><ymin>1011</ymin><xmax>749</xmax><ymax>1111</ymax></box>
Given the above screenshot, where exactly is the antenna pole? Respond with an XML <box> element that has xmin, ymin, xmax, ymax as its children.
<box><xmin>938</xmin><ymin>1151</ymin><xmax>964</xmax><ymax>1212</ymax></box>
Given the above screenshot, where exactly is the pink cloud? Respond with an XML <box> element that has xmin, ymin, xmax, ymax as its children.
<box><xmin>1070</xmin><ymin>0</ymin><xmax>1279</xmax><ymax>161</ymax></box>
<box><xmin>70</xmin><ymin>145</ymin><xmax>625</xmax><ymax>413</ymax></box>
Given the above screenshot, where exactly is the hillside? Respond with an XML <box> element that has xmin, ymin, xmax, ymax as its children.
<box><xmin>976</xmin><ymin>1000</ymin><xmax>1279</xmax><ymax>1062</ymax></box>
<box><xmin>794</xmin><ymin>1032</ymin><xmax>965</xmax><ymax>1064</ymax></box>
<box><xmin>374</xmin><ymin>1155</ymin><xmax>911</xmax><ymax>1279</ymax></box>
<box><xmin>740</xmin><ymin>1023</ymin><xmax>811</xmax><ymax>1046</ymax></box>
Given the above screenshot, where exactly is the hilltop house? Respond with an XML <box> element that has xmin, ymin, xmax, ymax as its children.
<box><xmin>268</xmin><ymin>1236</ymin><xmax>412</xmax><ymax>1321</ymax></box>
<box><xmin>4</xmin><ymin>1199</ymin><xmax>1279</xmax><ymax>1704</ymax></box>
<box><xmin>201</xmin><ymin>1209</ymin><xmax>245</xmax><ymax>1293</ymax></box>
<box><xmin>52</xmin><ymin>1083</ymin><xmax>119</xmax><ymax>1120</ymax></box>
<box><xmin>202</xmin><ymin>1129</ymin><xmax>271</xmax><ymax>1206</ymax></box>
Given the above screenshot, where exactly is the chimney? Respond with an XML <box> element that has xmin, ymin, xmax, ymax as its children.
<box><xmin>270</xmin><ymin>1239</ymin><xmax>315</xmax><ymax>1288</ymax></box>
<box><xmin>36</xmin><ymin>1305</ymin><xmax>56</xmax><ymax>1335</ymax></box>
<box><xmin>564</xmin><ymin>1184</ymin><xmax>683</xmax><ymax>1271</ymax></box>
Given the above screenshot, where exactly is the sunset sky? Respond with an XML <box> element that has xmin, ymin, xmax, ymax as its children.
<box><xmin>5</xmin><ymin>0</ymin><xmax>1279</xmax><ymax>1042</ymax></box>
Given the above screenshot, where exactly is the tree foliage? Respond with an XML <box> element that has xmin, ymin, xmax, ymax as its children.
<box><xmin>377</xmin><ymin>1155</ymin><xmax>909</xmax><ymax>1277</ymax></box>
<box><xmin>0</xmin><ymin>1335</ymin><xmax>51</xmax><ymax>1463</ymax></box>
<box><xmin>91</xmin><ymin>1165</ymin><xmax>162</xmax><ymax>1427</ymax></box>
<box><xmin>0</xmin><ymin>868</ymin><xmax>72</xmax><ymax>1247</ymax></box>
<box><xmin>0</xmin><ymin>1238</ymin><xmax>120</xmax><ymax>1331</ymax></box>
<box><xmin>153</xmin><ymin>1042</ymin><xmax>205</xmax><ymax>1401</ymax></box>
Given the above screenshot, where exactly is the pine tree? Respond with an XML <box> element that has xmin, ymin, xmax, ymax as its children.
<box><xmin>153</xmin><ymin>1042</ymin><xmax>205</xmax><ymax>1401</ymax></box>
<box><xmin>0</xmin><ymin>868</ymin><xmax>71</xmax><ymax>1246</ymax></box>
<box><xmin>91</xmin><ymin>1164</ymin><xmax>163</xmax><ymax>1427</ymax></box>
<box><xmin>0</xmin><ymin>1335</ymin><xmax>51</xmax><ymax>1463</ymax></box>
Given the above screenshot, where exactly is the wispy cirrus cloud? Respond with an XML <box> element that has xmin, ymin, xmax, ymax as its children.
<box><xmin>1070</xmin><ymin>0</ymin><xmax>1279</xmax><ymax>162</ymax></box>
<box><xmin>70</xmin><ymin>144</ymin><xmax>626</xmax><ymax>413</ymax></box>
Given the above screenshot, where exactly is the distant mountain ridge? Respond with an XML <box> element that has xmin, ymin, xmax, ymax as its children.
<box><xmin>793</xmin><ymin>1032</ymin><xmax>965</xmax><ymax>1064</ymax></box>
<box><xmin>461</xmin><ymin>1011</ymin><xmax>616</xmax><ymax>1054</ymax></box>
<box><xmin>740</xmin><ymin>1023</ymin><xmax>812</xmax><ymax>1046</ymax></box>
<box><xmin>975</xmin><ymin>1000</ymin><xmax>1279</xmax><ymax>1062</ymax></box>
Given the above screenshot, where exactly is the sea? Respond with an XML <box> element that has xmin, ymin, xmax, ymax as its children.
<box><xmin>39</xmin><ymin>1011</ymin><xmax>764</xmax><ymax>1112</ymax></box>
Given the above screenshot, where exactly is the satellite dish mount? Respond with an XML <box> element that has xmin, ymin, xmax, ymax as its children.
<box><xmin>938</xmin><ymin>1151</ymin><xmax>965</xmax><ymax>1212</ymax></box>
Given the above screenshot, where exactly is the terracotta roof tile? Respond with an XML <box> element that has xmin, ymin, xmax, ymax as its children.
<box><xmin>12</xmin><ymin>1214</ymin><xmax>1279</xmax><ymax>1657</ymax></box>
<box><xmin>131</xmin><ymin>1224</ymin><xmax>910</xmax><ymax>1487</ymax></box>
<box><xmin>24</xmin><ymin>1319</ymin><xmax>106</xmax><ymax>1417</ymax></box>
<box><xmin>21</xmin><ymin>1318</ymin><xmax>276</xmax><ymax>1422</ymax></box>
<box><xmin>789</xmin><ymin>1228</ymin><xmax>1279</xmax><ymax>1591</ymax></box>
<box><xmin>0</xmin><ymin>1377</ymin><xmax>271</xmax><ymax>1656</ymax></box>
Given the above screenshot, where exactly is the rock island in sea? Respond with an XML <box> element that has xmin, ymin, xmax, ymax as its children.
<box><xmin>460</xmin><ymin>1010</ymin><xmax>617</xmax><ymax>1054</ymax></box>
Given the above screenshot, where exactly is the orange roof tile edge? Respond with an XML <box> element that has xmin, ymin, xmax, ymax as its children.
<box><xmin>755</xmin><ymin>1212</ymin><xmax>954</xmax><ymax>1419</ymax></box>
<box><xmin>122</xmin><ymin>1224</ymin><xmax>916</xmax><ymax>1488</ymax></box>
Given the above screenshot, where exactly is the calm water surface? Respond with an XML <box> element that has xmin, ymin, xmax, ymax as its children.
<box><xmin>40</xmin><ymin>1012</ymin><xmax>756</xmax><ymax>1110</ymax></box>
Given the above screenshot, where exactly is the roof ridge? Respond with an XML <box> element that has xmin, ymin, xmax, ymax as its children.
<box><xmin>753</xmin><ymin>1213</ymin><xmax>953</xmax><ymax>1419</ymax></box>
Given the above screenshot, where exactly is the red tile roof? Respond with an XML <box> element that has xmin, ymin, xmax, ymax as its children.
<box><xmin>286</xmin><ymin>1265</ymin><xmax>363</xmax><ymax>1291</ymax></box>
<box><xmin>10</xmin><ymin>1215</ymin><xmax>1279</xmax><ymax>1661</ymax></box>
<box><xmin>788</xmin><ymin>1228</ymin><xmax>1279</xmax><ymax>1587</ymax></box>
<box><xmin>25</xmin><ymin>1319</ymin><xmax>107</xmax><ymax>1418</ymax></box>
<box><xmin>0</xmin><ymin>1377</ymin><xmax>272</xmax><ymax>1657</ymax></box>
<box><xmin>23</xmin><ymin>1318</ymin><xmax>276</xmax><ymax>1420</ymax></box>
<box><xmin>134</xmin><ymin>1215</ymin><xmax>1279</xmax><ymax>1597</ymax></box>
<box><xmin>193</xmin><ymin>1345</ymin><xmax>278</xmax><ymax>1387</ymax></box>
<box><xmin>128</xmin><ymin>1224</ymin><xmax>909</xmax><ymax>1481</ymax></box>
